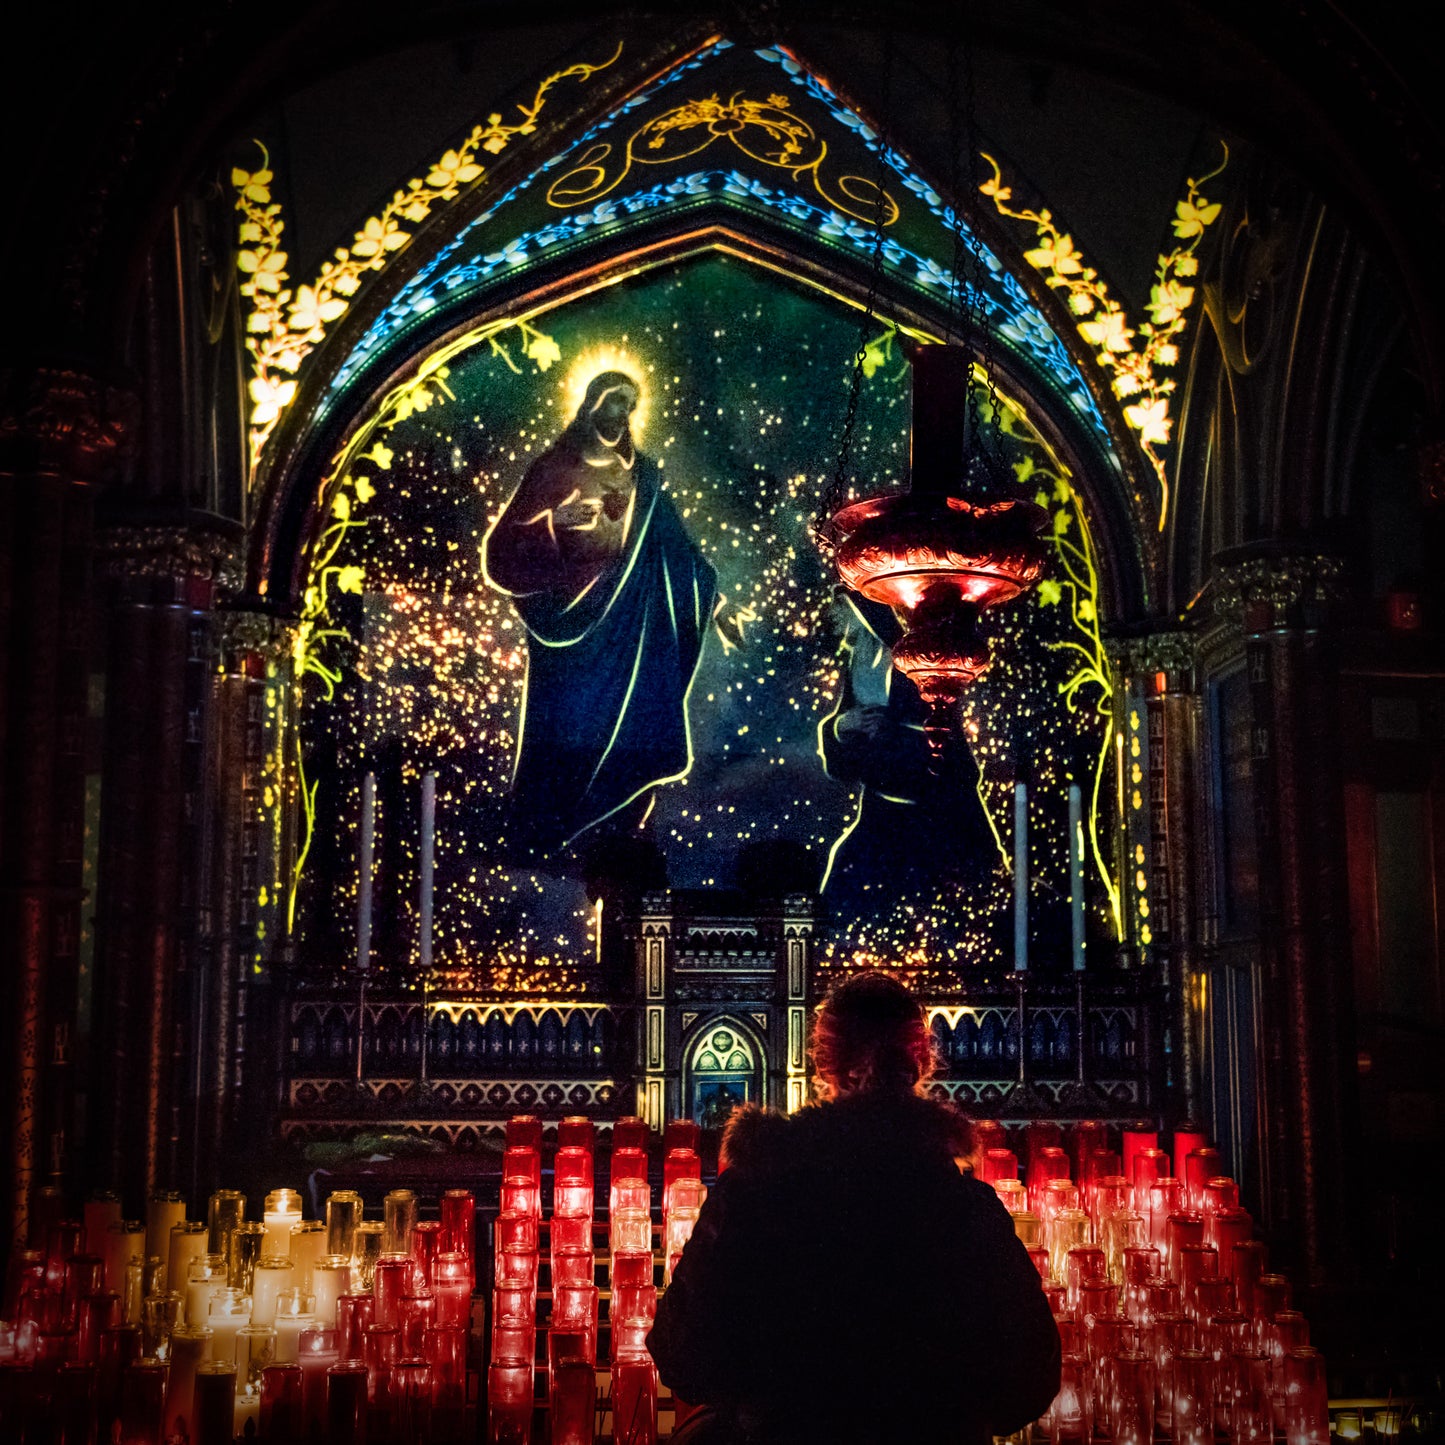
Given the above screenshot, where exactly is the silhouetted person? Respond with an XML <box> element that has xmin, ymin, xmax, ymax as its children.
<box><xmin>648</xmin><ymin>971</ymin><xmax>1060</xmax><ymax>1445</ymax></box>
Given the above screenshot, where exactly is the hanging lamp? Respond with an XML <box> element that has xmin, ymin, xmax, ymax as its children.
<box><xmin>819</xmin><ymin>29</ymin><xmax>1047</xmax><ymax>763</ymax></box>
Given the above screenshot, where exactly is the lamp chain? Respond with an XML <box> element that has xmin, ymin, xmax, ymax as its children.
<box><xmin>817</xmin><ymin>32</ymin><xmax>895</xmax><ymax>550</ymax></box>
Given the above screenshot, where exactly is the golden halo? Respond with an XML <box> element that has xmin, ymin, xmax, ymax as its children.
<box><xmin>560</xmin><ymin>343</ymin><xmax>650</xmax><ymax>441</ymax></box>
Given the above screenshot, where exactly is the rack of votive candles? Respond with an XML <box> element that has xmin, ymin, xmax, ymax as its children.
<box><xmin>482</xmin><ymin>1112</ymin><xmax>690</xmax><ymax>1445</ymax></box>
<box><xmin>971</xmin><ymin>1119</ymin><xmax>1331</xmax><ymax>1445</ymax></box>
<box><xmin>1</xmin><ymin>1172</ymin><xmax>482</xmax><ymax>1444</ymax></box>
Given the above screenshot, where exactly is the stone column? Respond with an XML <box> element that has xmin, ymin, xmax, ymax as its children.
<box><xmin>1211</xmin><ymin>552</ymin><xmax>1355</xmax><ymax>1288</ymax></box>
<box><xmin>202</xmin><ymin>609</ymin><xmax>296</xmax><ymax>1188</ymax></box>
<box><xmin>90</xmin><ymin>526</ymin><xmax>241</xmax><ymax>1211</ymax></box>
<box><xmin>0</xmin><ymin>364</ymin><xmax>133</xmax><ymax>1245</ymax></box>
<box><xmin>1110</xmin><ymin>628</ymin><xmax>1203</xmax><ymax>1122</ymax></box>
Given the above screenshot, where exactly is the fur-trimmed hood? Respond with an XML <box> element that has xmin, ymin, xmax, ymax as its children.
<box><xmin>720</xmin><ymin>1088</ymin><xmax>974</xmax><ymax>1172</ymax></box>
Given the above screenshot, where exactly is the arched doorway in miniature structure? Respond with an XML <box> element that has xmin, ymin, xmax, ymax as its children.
<box><xmin>683</xmin><ymin>1017</ymin><xmax>765</xmax><ymax>1129</ymax></box>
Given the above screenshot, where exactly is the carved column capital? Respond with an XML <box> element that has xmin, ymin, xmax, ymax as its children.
<box><xmin>1108</xmin><ymin>627</ymin><xmax>1197</xmax><ymax>690</ymax></box>
<box><xmin>215</xmin><ymin>608</ymin><xmax>299</xmax><ymax>675</ymax></box>
<box><xmin>0</xmin><ymin>365</ymin><xmax>139</xmax><ymax>482</ymax></box>
<box><xmin>1207</xmin><ymin>550</ymin><xmax>1348</xmax><ymax>632</ymax></box>
<box><xmin>98</xmin><ymin>524</ymin><xmax>245</xmax><ymax>604</ymax></box>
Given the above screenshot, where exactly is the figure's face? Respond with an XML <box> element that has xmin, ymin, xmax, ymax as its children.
<box><xmin>593</xmin><ymin>384</ymin><xmax>637</xmax><ymax>440</ymax></box>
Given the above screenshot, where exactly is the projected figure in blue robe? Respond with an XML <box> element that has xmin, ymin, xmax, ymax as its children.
<box><xmin>483</xmin><ymin>370</ymin><xmax>716</xmax><ymax>857</ymax></box>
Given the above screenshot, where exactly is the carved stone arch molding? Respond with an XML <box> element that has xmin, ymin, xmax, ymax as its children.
<box><xmin>239</xmin><ymin>34</ymin><xmax>1151</xmax><ymax>624</ymax></box>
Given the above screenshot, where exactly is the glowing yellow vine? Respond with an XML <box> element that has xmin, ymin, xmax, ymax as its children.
<box><xmin>998</xmin><ymin>408</ymin><xmax>1124</xmax><ymax>940</ymax></box>
<box><xmin>284</xmin><ymin>315</ymin><xmax>564</xmax><ymax>929</ymax></box>
<box><xmin>980</xmin><ymin>145</ymin><xmax>1228</xmax><ymax>530</ymax></box>
<box><xmin>233</xmin><ymin>43</ymin><xmax>621</xmax><ymax>482</ymax></box>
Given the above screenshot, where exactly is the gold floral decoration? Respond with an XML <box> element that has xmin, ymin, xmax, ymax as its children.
<box><xmin>233</xmin><ymin>44</ymin><xmax>621</xmax><ymax>483</ymax></box>
<box><xmin>980</xmin><ymin>145</ymin><xmax>1228</xmax><ymax>530</ymax></box>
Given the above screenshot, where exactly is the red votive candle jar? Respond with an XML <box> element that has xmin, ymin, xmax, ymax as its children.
<box><xmin>1055</xmin><ymin>1315</ymin><xmax>1083</xmax><ymax>1356</ymax></box>
<box><xmin>45</xmin><ymin>1223</ymin><xmax>84</xmax><ymax>1293</ymax></box>
<box><xmin>1207</xmin><ymin>1309</ymin><xmax>1251</xmax><ymax>1370</ymax></box>
<box><xmin>394</xmin><ymin>1357</ymin><xmax>433</xmax><ymax>1443</ymax></box>
<box><xmin>96</xmin><ymin>1323</ymin><xmax>142</xmax><ymax>1431</ymax></box>
<box><xmin>1193</xmin><ymin>1278</ymin><xmax>1235</xmax><ymax>1331</ymax></box>
<box><xmin>1085</xmin><ymin>1313</ymin><xmax>1134</xmax><ymax>1369</ymax></box>
<box><xmin>1202</xmin><ymin>1176</ymin><xmax>1239</xmax><ymax>1216</ymax></box>
<box><xmin>505</xmin><ymin>1114</ymin><xmax>543</xmax><ymax>1152</ymax></box>
<box><xmin>1071</xmin><ymin>1120</ymin><xmax>1109</xmax><ymax>1177</ymax></box>
<box><xmin>1026</xmin><ymin>1246</ymin><xmax>1051</xmax><ymax>1281</ymax></box>
<box><xmin>76</xmin><ymin>1290</ymin><xmax>122</xmax><ymax>1364</ymax></box>
<box><xmin>1065</xmin><ymin>1248</ymin><xmax>1108</xmax><ymax>1310</ymax></box>
<box><xmin>1164</xmin><ymin>1212</ymin><xmax>1206</xmax><ymax>1282</ymax></box>
<box><xmin>1253</xmin><ymin>1274</ymin><xmax>1293</xmax><ymax>1332</ymax></box>
<box><xmin>61</xmin><ymin>1255</ymin><xmax>103</xmax><ymax>1331</ymax></box>
<box><xmin>556</xmin><ymin>1145</ymin><xmax>594</xmax><ymax>1188</ymax></box>
<box><xmin>1029</xmin><ymin>1148</ymin><xmax>1071</xmax><ymax>1208</ymax></box>
<box><xmin>663</xmin><ymin>1149</ymin><xmax>701</xmax><ymax>1217</ymax></box>
<box><xmin>192</xmin><ymin>1362</ymin><xmax>238</xmax><ymax>1445</ymax></box>
<box><xmin>610</xmin><ymin>1146</ymin><xmax>648</xmax><ymax>1193</ymax></box>
<box><xmin>401</xmin><ymin>1292</ymin><xmax>436</xmax><ymax>1357</ymax></box>
<box><xmin>363</xmin><ymin>1323</ymin><xmax>401</xmax><ymax>1407</ymax></box>
<box><xmin>612</xmin><ymin>1351</ymin><xmax>659</xmax><ymax>1445</ymax></box>
<box><xmin>298</xmin><ymin>1326</ymin><xmax>339</xmax><ymax>1439</ymax></box>
<box><xmin>1228</xmin><ymin>1350</ymin><xmax>1272</xmax><ymax>1445</ymax></box>
<box><xmin>1171</xmin><ymin>1127</ymin><xmax>1208</xmax><ymax>1183</ymax></box>
<box><xmin>336</xmin><ymin>1292</ymin><xmax>374</xmax><ymax>1361</ymax></box>
<box><xmin>118</xmin><ymin>1356</ymin><xmax>168</xmax><ymax>1444</ymax></box>
<box><xmin>493</xmin><ymin>1280</ymin><xmax>536</xmax><ymax>1325</ymax></box>
<box><xmin>979</xmin><ymin>1147</ymin><xmax>1019</xmax><ymax>1185</ymax></box>
<box><xmin>550</xmin><ymin>1356</ymin><xmax>596</xmax><ymax>1445</ymax></box>
<box><xmin>1175</xmin><ymin>1243</ymin><xmax>1219</xmax><ymax>1312</ymax></box>
<box><xmin>611</xmin><ymin>1251</ymin><xmax>652</xmax><ymax>1290</ymax></box>
<box><xmin>487</xmin><ymin>1359</ymin><xmax>533</xmax><ymax>1445</ymax></box>
<box><xmin>553</xmin><ymin>1282</ymin><xmax>599</xmax><ymax>1362</ymax></box>
<box><xmin>502</xmin><ymin>1146</ymin><xmax>541</xmax><ymax>1197</ymax></box>
<box><xmin>1147</xmin><ymin>1179</ymin><xmax>1184</xmax><ymax>1250</ymax></box>
<box><xmin>1148</xmin><ymin>1312</ymin><xmax>1195</xmax><ymax>1427</ymax></box>
<box><xmin>551</xmin><ymin>1214</ymin><xmax>592</xmax><ymax>1255</ymax></box>
<box><xmin>1091</xmin><ymin>1175</ymin><xmax>1131</xmax><ymax>1231</ymax></box>
<box><xmin>611</xmin><ymin>1116</ymin><xmax>648</xmax><ymax>1152</ymax></box>
<box><xmin>260</xmin><ymin>1361</ymin><xmax>304</xmax><ymax>1438</ymax></box>
<box><xmin>493</xmin><ymin>1213</ymin><xmax>538</xmax><ymax>1261</ymax></box>
<box><xmin>552</xmin><ymin>1248</ymin><xmax>595</xmax><ymax>1289</ymax></box>
<box><xmin>1184</xmin><ymin>1148</ymin><xmax>1223</xmax><ymax>1210</ymax></box>
<box><xmin>439</xmin><ymin>1189</ymin><xmax>475</xmax><ymax>1269</ymax></box>
<box><xmin>972</xmin><ymin>1119</ymin><xmax>1006</xmax><ymax>1159</ymax></box>
<box><xmin>424</xmin><ymin>1325</ymin><xmax>467</xmax><ymax>1407</ymax></box>
<box><xmin>433</xmin><ymin>1251</ymin><xmax>471</xmax><ymax>1330</ymax></box>
<box><xmin>1121</xmin><ymin>1247</ymin><xmax>1160</xmax><ymax>1315</ymax></box>
<box><xmin>1211</xmin><ymin>1205</ymin><xmax>1253</xmax><ymax>1261</ymax></box>
<box><xmin>373</xmin><ymin>1253</ymin><xmax>412</xmax><ymax>1330</ymax></box>
<box><xmin>1042</xmin><ymin>1283</ymin><xmax>1067</xmax><ymax>1316</ymax></box>
<box><xmin>559</xmin><ymin>1115</ymin><xmax>596</xmax><ymax>1152</ymax></box>
<box><xmin>326</xmin><ymin>1360</ymin><xmax>369</xmax><ymax>1445</ymax></box>
<box><xmin>1048</xmin><ymin>1353</ymin><xmax>1091</xmax><ymax>1442</ymax></box>
<box><xmin>491</xmin><ymin>1314</ymin><xmax>536</xmax><ymax>1366</ymax></box>
<box><xmin>1121</xmin><ymin>1124</ymin><xmax>1159</xmax><ymax>1185</ymax></box>
<box><xmin>411</xmin><ymin>1220</ymin><xmax>442</xmax><ymax>1290</ymax></box>
<box><xmin>1132</xmin><ymin>1148</ymin><xmax>1170</xmax><ymax>1213</ymax></box>
<box><xmin>1170</xmin><ymin>1348</ymin><xmax>1214</xmax><ymax>1445</ymax></box>
<box><xmin>1283</xmin><ymin>1345</ymin><xmax>1328</xmax><ymax>1445</ymax></box>
<box><xmin>1108</xmin><ymin>1349</ymin><xmax>1156</xmax><ymax>1445</ymax></box>
<box><xmin>1230</xmin><ymin>1240</ymin><xmax>1268</xmax><ymax>1315</ymax></box>
<box><xmin>1143</xmin><ymin>1281</ymin><xmax>1182</xmax><ymax>1325</ymax></box>
<box><xmin>53</xmin><ymin>1360</ymin><xmax>97</xmax><ymax>1444</ymax></box>
<box><xmin>499</xmin><ymin>1177</ymin><xmax>539</xmax><ymax>1221</ymax></box>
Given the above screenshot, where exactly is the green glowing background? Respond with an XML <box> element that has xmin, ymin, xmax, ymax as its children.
<box><xmin>300</xmin><ymin>253</ymin><xmax>1111</xmax><ymax>978</ymax></box>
